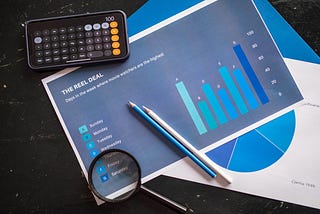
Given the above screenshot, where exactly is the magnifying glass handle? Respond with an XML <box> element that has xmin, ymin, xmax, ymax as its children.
<box><xmin>140</xmin><ymin>185</ymin><xmax>193</xmax><ymax>213</ymax></box>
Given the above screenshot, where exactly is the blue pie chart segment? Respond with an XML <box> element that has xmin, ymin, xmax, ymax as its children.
<box><xmin>206</xmin><ymin>111</ymin><xmax>296</xmax><ymax>172</ymax></box>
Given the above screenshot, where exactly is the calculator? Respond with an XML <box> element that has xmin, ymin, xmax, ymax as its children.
<box><xmin>25</xmin><ymin>10</ymin><xmax>129</xmax><ymax>70</ymax></box>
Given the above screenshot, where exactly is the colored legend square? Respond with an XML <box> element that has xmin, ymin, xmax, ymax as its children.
<box><xmin>96</xmin><ymin>165</ymin><xmax>107</xmax><ymax>175</ymax></box>
<box><xmin>90</xmin><ymin>149</ymin><xmax>99</xmax><ymax>158</ymax></box>
<box><xmin>100</xmin><ymin>173</ymin><xmax>109</xmax><ymax>183</ymax></box>
<box><xmin>78</xmin><ymin>125</ymin><xmax>88</xmax><ymax>134</ymax></box>
<box><xmin>86</xmin><ymin>141</ymin><xmax>95</xmax><ymax>150</ymax></box>
<box><xmin>82</xmin><ymin>133</ymin><xmax>92</xmax><ymax>142</ymax></box>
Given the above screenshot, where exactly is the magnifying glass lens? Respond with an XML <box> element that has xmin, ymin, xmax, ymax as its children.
<box><xmin>89</xmin><ymin>150</ymin><xmax>141</xmax><ymax>202</ymax></box>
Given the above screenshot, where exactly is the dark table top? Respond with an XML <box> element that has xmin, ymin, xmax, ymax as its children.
<box><xmin>0</xmin><ymin>1</ymin><xmax>319</xmax><ymax>213</ymax></box>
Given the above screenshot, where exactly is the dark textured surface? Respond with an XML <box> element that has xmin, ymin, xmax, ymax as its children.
<box><xmin>0</xmin><ymin>1</ymin><xmax>319</xmax><ymax>213</ymax></box>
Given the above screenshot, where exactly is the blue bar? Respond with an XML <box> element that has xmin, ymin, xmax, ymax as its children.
<box><xmin>233</xmin><ymin>44</ymin><xmax>269</xmax><ymax>104</ymax></box>
<box><xmin>233</xmin><ymin>69</ymin><xmax>259</xmax><ymax>109</ymax></box>
<box><xmin>218</xmin><ymin>89</ymin><xmax>238</xmax><ymax>120</ymax></box>
<box><xmin>202</xmin><ymin>83</ymin><xmax>228</xmax><ymax>124</ymax></box>
<box><xmin>219</xmin><ymin>66</ymin><xmax>248</xmax><ymax>114</ymax></box>
<box><xmin>198</xmin><ymin>100</ymin><xmax>217</xmax><ymax>130</ymax></box>
<box><xmin>175</xmin><ymin>82</ymin><xmax>207</xmax><ymax>135</ymax></box>
<box><xmin>130</xmin><ymin>102</ymin><xmax>216</xmax><ymax>177</ymax></box>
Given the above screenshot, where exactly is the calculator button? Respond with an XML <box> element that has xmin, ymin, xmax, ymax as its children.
<box><xmin>69</xmin><ymin>40</ymin><xmax>76</xmax><ymax>46</ymax></box>
<box><xmin>76</xmin><ymin>26</ymin><xmax>83</xmax><ymax>32</ymax></box>
<box><xmin>93</xmin><ymin>23</ymin><xmax>101</xmax><ymax>30</ymax></box>
<box><xmin>87</xmin><ymin>51</ymin><xmax>103</xmax><ymax>58</ymax></box>
<box><xmin>60</xmin><ymin>34</ymin><xmax>67</xmax><ymax>40</ymax></box>
<box><xmin>44</xmin><ymin>43</ymin><xmax>51</xmax><ymax>49</ymax></box>
<box><xmin>34</xmin><ymin>37</ymin><xmax>42</xmax><ymax>44</ymax></box>
<box><xmin>35</xmin><ymin>51</ymin><xmax>43</xmax><ymax>57</ymax></box>
<box><xmin>42</xmin><ymin>29</ymin><xmax>50</xmax><ymax>36</ymax></box>
<box><xmin>52</xmin><ymin>49</ymin><xmax>60</xmax><ymax>55</ymax></box>
<box><xmin>44</xmin><ymin>50</ymin><xmax>51</xmax><ymax>56</ymax></box>
<box><xmin>85</xmin><ymin>31</ymin><xmax>93</xmax><ymax>37</ymax></box>
<box><xmin>62</xmin><ymin>55</ymin><xmax>69</xmax><ymax>61</ymax></box>
<box><xmin>101</xmin><ymin>22</ymin><xmax>109</xmax><ymax>29</ymax></box>
<box><xmin>52</xmin><ymin>42</ymin><xmax>59</xmax><ymax>48</ymax></box>
<box><xmin>34</xmin><ymin>31</ymin><xmax>41</xmax><ymax>36</ymax></box>
<box><xmin>103</xmin><ymin>36</ymin><xmax>110</xmax><ymax>42</ymax></box>
<box><xmin>78</xmin><ymin>46</ymin><xmax>85</xmax><ymax>52</ymax></box>
<box><xmin>59</xmin><ymin>27</ymin><xmax>67</xmax><ymax>34</ymax></box>
<box><xmin>68</xmin><ymin>34</ymin><xmax>76</xmax><ymax>40</ymax></box>
<box><xmin>45</xmin><ymin>57</ymin><xmax>52</xmax><ymax>63</ymax></box>
<box><xmin>86</xmin><ymin>38</ymin><xmax>94</xmax><ymax>45</ymax></box>
<box><xmin>86</xmin><ymin>45</ymin><xmax>94</xmax><ymax>51</ymax></box>
<box><xmin>110</xmin><ymin>21</ymin><xmax>118</xmax><ymax>28</ymax></box>
<box><xmin>84</xmin><ymin>24</ymin><xmax>92</xmax><ymax>31</ymax></box>
<box><xmin>70</xmin><ymin>54</ymin><xmax>78</xmax><ymax>60</ymax></box>
<box><xmin>94</xmin><ymin>31</ymin><xmax>101</xmax><ymax>37</ymax></box>
<box><xmin>53</xmin><ymin>56</ymin><xmax>61</xmax><ymax>62</ymax></box>
<box><xmin>102</xmin><ymin>29</ymin><xmax>110</xmax><ymax>35</ymax></box>
<box><xmin>35</xmin><ymin>58</ymin><xmax>44</xmax><ymax>64</ymax></box>
<box><xmin>94</xmin><ymin>37</ymin><xmax>102</xmax><ymax>43</ymax></box>
<box><xmin>43</xmin><ymin>36</ymin><xmax>50</xmax><ymax>43</ymax></box>
<box><xmin>35</xmin><ymin>44</ymin><xmax>42</xmax><ymax>50</ymax></box>
<box><xmin>104</xmin><ymin>50</ymin><xmax>112</xmax><ymax>56</ymax></box>
<box><xmin>51</xmin><ymin>29</ymin><xmax>58</xmax><ymax>34</ymax></box>
<box><xmin>112</xmin><ymin>42</ymin><xmax>120</xmax><ymax>49</ymax></box>
<box><xmin>111</xmin><ymin>35</ymin><xmax>119</xmax><ymax>42</ymax></box>
<box><xmin>103</xmin><ymin>43</ymin><xmax>111</xmax><ymax>49</ymax></box>
<box><xmin>79</xmin><ymin>53</ymin><xmax>87</xmax><ymax>58</ymax></box>
<box><xmin>70</xmin><ymin>47</ymin><xmax>77</xmax><ymax>53</ymax></box>
<box><xmin>61</xmin><ymin>48</ymin><xmax>69</xmax><ymax>54</ymax></box>
<box><xmin>113</xmin><ymin>49</ymin><xmax>121</xmax><ymax>55</ymax></box>
<box><xmin>67</xmin><ymin>27</ymin><xmax>75</xmax><ymax>33</ymax></box>
<box><xmin>78</xmin><ymin>39</ymin><xmax>85</xmax><ymax>45</ymax></box>
<box><xmin>111</xmin><ymin>28</ymin><xmax>118</xmax><ymax>35</ymax></box>
<box><xmin>77</xmin><ymin>32</ymin><xmax>84</xmax><ymax>38</ymax></box>
<box><xmin>60</xmin><ymin>41</ymin><xmax>68</xmax><ymax>47</ymax></box>
<box><xmin>95</xmin><ymin>44</ymin><xmax>103</xmax><ymax>50</ymax></box>
<box><xmin>51</xmin><ymin>35</ymin><xmax>59</xmax><ymax>42</ymax></box>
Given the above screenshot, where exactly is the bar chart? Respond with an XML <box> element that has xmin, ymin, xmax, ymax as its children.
<box><xmin>176</xmin><ymin>43</ymin><xmax>268</xmax><ymax>135</ymax></box>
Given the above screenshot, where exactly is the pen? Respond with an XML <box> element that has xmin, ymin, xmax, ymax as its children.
<box><xmin>128</xmin><ymin>101</ymin><xmax>216</xmax><ymax>178</ymax></box>
<box><xmin>143</xmin><ymin>106</ymin><xmax>232</xmax><ymax>184</ymax></box>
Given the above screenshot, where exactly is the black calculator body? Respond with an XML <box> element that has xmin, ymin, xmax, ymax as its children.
<box><xmin>25</xmin><ymin>10</ymin><xmax>129</xmax><ymax>70</ymax></box>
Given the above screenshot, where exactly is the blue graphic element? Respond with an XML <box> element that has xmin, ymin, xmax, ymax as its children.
<box><xmin>233</xmin><ymin>69</ymin><xmax>259</xmax><ymax>110</ymax></box>
<box><xmin>78</xmin><ymin>125</ymin><xmax>88</xmax><ymax>134</ymax></box>
<box><xmin>176</xmin><ymin>81</ymin><xmax>207</xmax><ymax>135</ymax></box>
<box><xmin>218</xmin><ymin>89</ymin><xmax>238</xmax><ymax>120</ymax></box>
<box><xmin>100</xmin><ymin>173</ymin><xmax>109</xmax><ymax>183</ymax></box>
<box><xmin>202</xmin><ymin>83</ymin><xmax>228</xmax><ymax>125</ymax></box>
<box><xmin>90</xmin><ymin>149</ymin><xmax>99</xmax><ymax>158</ymax></box>
<box><xmin>127</xmin><ymin>0</ymin><xmax>201</xmax><ymax>37</ymax></box>
<box><xmin>198</xmin><ymin>100</ymin><xmax>217</xmax><ymax>130</ymax></box>
<box><xmin>206</xmin><ymin>111</ymin><xmax>295</xmax><ymax>172</ymax></box>
<box><xmin>219</xmin><ymin>66</ymin><xmax>248</xmax><ymax>114</ymax></box>
<box><xmin>253</xmin><ymin>0</ymin><xmax>320</xmax><ymax>64</ymax></box>
<box><xmin>82</xmin><ymin>133</ymin><xmax>92</xmax><ymax>142</ymax></box>
<box><xmin>96</xmin><ymin>165</ymin><xmax>107</xmax><ymax>175</ymax></box>
<box><xmin>233</xmin><ymin>44</ymin><xmax>269</xmax><ymax>105</ymax></box>
<box><xmin>86</xmin><ymin>141</ymin><xmax>95</xmax><ymax>150</ymax></box>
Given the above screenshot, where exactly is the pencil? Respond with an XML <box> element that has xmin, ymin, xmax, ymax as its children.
<box><xmin>128</xmin><ymin>101</ymin><xmax>216</xmax><ymax>178</ymax></box>
<box><xmin>143</xmin><ymin>105</ymin><xmax>232</xmax><ymax>184</ymax></box>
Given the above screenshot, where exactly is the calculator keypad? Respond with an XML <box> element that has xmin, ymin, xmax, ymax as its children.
<box><xmin>26</xmin><ymin>11</ymin><xmax>129</xmax><ymax>70</ymax></box>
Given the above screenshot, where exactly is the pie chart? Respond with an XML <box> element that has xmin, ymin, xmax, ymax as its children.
<box><xmin>206</xmin><ymin>110</ymin><xmax>295</xmax><ymax>172</ymax></box>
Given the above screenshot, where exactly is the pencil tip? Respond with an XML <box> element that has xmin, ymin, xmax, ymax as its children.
<box><xmin>128</xmin><ymin>101</ymin><xmax>135</xmax><ymax>107</ymax></box>
<box><xmin>143</xmin><ymin>106</ymin><xmax>151</xmax><ymax>113</ymax></box>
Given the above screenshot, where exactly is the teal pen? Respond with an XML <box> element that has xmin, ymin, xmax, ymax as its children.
<box><xmin>128</xmin><ymin>101</ymin><xmax>216</xmax><ymax>178</ymax></box>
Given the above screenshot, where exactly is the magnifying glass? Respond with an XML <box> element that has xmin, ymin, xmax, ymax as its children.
<box><xmin>88</xmin><ymin>149</ymin><xmax>192</xmax><ymax>213</ymax></box>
